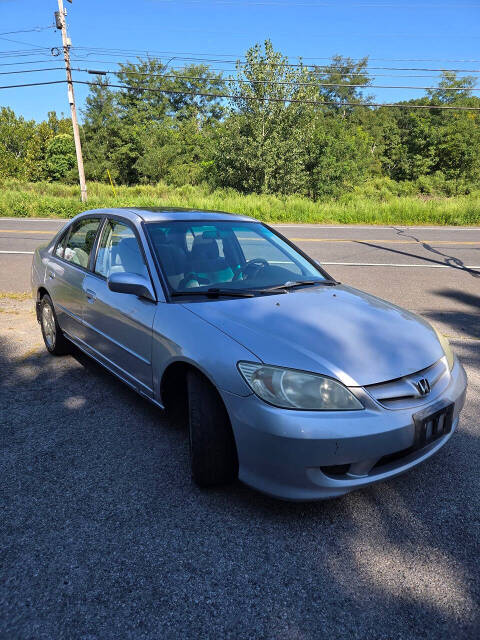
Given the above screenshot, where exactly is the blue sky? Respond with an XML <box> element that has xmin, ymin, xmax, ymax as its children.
<box><xmin>1</xmin><ymin>0</ymin><xmax>480</xmax><ymax>122</ymax></box>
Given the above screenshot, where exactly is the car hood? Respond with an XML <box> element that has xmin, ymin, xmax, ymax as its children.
<box><xmin>184</xmin><ymin>285</ymin><xmax>444</xmax><ymax>387</ymax></box>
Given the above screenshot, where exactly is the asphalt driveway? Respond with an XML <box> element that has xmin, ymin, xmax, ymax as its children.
<box><xmin>0</xmin><ymin>294</ymin><xmax>479</xmax><ymax>640</ymax></box>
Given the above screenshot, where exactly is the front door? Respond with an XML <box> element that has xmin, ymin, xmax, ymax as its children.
<box><xmin>82</xmin><ymin>218</ymin><xmax>156</xmax><ymax>397</ymax></box>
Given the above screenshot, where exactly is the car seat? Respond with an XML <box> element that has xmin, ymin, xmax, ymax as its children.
<box><xmin>110</xmin><ymin>237</ymin><xmax>148</xmax><ymax>278</ymax></box>
<box><xmin>188</xmin><ymin>233</ymin><xmax>234</xmax><ymax>285</ymax></box>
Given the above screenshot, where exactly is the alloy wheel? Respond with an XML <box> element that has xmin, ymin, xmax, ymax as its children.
<box><xmin>42</xmin><ymin>304</ymin><xmax>56</xmax><ymax>349</ymax></box>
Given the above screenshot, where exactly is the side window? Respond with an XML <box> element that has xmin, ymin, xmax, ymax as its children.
<box><xmin>95</xmin><ymin>220</ymin><xmax>148</xmax><ymax>279</ymax></box>
<box><xmin>55</xmin><ymin>228</ymin><xmax>69</xmax><ymax>258</ymax></box>
<box><xmin>63</xmin><ymin>218</ymin><xmax>101</xmax><ymax>268</ymax></box>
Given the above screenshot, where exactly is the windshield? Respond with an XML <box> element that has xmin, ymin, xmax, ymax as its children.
<box><xmin>146</xmin><ymin>220</ymin><xmax>328</xmax><ymax>294</ymax></box>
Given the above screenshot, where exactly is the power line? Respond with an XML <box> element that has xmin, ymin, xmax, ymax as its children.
<box><xmin>0</xmin><ymin>59</ymin><xmax>66</xmax><ymax>67</ymax></box>
<box><xmin>0</xmin><ymin>79</ymin><xmax>66</xmax><ymax>89</ymax></box>
<box><xmin>0</xmin><ymin>26</ymin><xmax>55</xmax><ymax>37</ymax></box>
<box><xmin>134</xmin><ymin>24</ymin><xmax>480</xmax><ymax>44</ymax></box>
<box><xmin>80</xmin><ymin>67</ymin><xmax>480</xmax><ymax>91</ymax></box>
<box><xmin>0</xmin><ymin>49</ymin><xmax>53</xmax><ymax>59</ymax></box>
<box><xmin>3</xmin><ymin>77</ymin><xmax>480</xmax><ymax>110</ymax></box>
<box><xmin>0</xmin><ymin>35</ymin><xmax>54</xmax><ymax>49</ymax></box>
<box><xmin>70</xmin><ymin>48</ymin><xmax>480</xmax><ymax>73</ymax></box>
<box><xmin>71</xmin><ymin>46</ymin><xmax>480</xmax><ymax>71</ymax></box>
<box><xmin>148</xmin><ymin>0</ymin><xmax>480</xmax><ymax>6</ymax></box>
<box><xmin>2</xmin><ymin>65</ymin><xmax>477</xmax><ymax>91</ymax></box>
<box><xmin>1</xmin><ymin>55</ymin><xmax>477</xmax><ymax>81</ymax></box>
<box><xmin>0</xmin><ymin>66</ymin><xmax>64</xmax><ymax>75</ymax></box>
<box><xmin>67</xmin><ymin>58</ymin><xmax>477</xmax><ymax>80</ymax></box>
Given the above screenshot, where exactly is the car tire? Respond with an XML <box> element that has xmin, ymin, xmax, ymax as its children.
<box><xmin>187</xmin><ymin>369</ymin><xmax>238</xmax><ymax>487</ymax></box>
<box><xmin>39</xmin><ymin>294</ymin><xmax>70</xmax><ymax>356</ymax></box>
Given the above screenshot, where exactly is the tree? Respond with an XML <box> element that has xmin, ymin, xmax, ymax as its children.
<box><xmin>115</xmin><ymin>60</ymin><xmax>226</xmax><ymax>123</ymax></box>
<box><xmin>427</xmin><ymin>71</ymin><xmax>477</xmax><ymax>104</ymax></box>
<box><xmin>310</xmin><ymin>55</ymin><xmax>372</xmax><ymax>112</ymax></box>
<box><xmin>213</xmin><ymin>41</ymin><xmax>315</xmax><ymax>194</ymax></box>
<box><xmin>306</xmin><ymin>114</ymin><xmax>374</xmax><ymax>198</ymax></box>
<box><xmin>24</xmin><ymin>112</ymin><xmax>72</xmax><ymax>181</ymax></box>
<box><xmin>82</xmin><ymin>61</ymin><xmax>227</xmax><ymax>184</ymax></box>
<box><xmin>82</xmin><ymin>78</ymin><xmax>125</xmax><ymax>182</ymax></box>
<box><xmin>134</xmin><ymin>118</ymin><xmax>215</xmax><ymax>185</ymax></box>
<box><xmin>0</xmin><ymin>107</ymin><xmax>35</xmax><ymax>179</ymax></box>
<box><xmin>45</xmin><ymin>134</ymin><xmax>76</xmax><ymax>181</ymax></box>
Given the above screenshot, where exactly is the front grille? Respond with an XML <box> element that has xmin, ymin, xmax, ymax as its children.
<box><xmin>364</xmin><ymin>358</ymin><xmax>450</xmax><ymax>410</ymax></box>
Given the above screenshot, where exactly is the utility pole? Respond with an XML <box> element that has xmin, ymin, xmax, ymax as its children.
<box><xmin>55</xmin><ymin>0</ymin><xmax>87</xmax><ymax>202</ymax></box>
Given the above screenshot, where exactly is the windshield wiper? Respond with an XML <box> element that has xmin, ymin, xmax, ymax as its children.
<box><xmin>171</xmin><ymin>287</ymin><xmax>255</xmax><ymax>299</ymax></box>
<box><xmin>257</xmin><ymin>279</ymin><xmax>338</xmax><ymax>293</ymax></box>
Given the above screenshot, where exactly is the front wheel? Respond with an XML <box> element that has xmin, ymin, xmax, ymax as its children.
<box><xmin>39</xmin><ymin>294</ymin><xmax>70</xmax><ymax>356</ymax></box>
<box><xmin>187</xmin><ymin>370</ymin><xmax>238</xmax><ymax>487</ymax></box>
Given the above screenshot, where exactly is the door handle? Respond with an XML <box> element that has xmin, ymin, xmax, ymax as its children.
<box><xmin>85</xmin><ymin>288</ymin><xmax>97</xmax><ymax>303</ymax></box>
<box><xmin>48</xmin><ymin>271</ymin><xmax>55</xmax><ymax>279</ymax></box>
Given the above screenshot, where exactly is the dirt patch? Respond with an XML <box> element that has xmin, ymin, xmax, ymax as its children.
<box><xmin>0</xmin><ymin>295</ymin><xmax>42</xmax><ymax>358</ymax></box>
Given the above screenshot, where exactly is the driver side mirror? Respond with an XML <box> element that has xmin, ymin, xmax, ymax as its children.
<box><xmin>107</xmin><ymin>272</ymin><xmax>155</xmax><ymax>301</ymax></box>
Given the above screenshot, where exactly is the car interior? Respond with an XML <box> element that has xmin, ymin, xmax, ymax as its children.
<box><xmin>54</xmin><ymin>218</ymin><xmax>322</xmax><ymax>294</ymax></box>
<box><xmin>62</xmin><ymin>226</ymin><xmax>99</xmax><ymax>268</ymax></box>
<box><xmin>148</xmin><ymin>223</ymin><xmax>310</xmax><ymax>292</ymax></box>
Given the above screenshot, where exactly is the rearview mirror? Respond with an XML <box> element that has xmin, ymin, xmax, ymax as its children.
<box><xmin>107</xmin><ymin>272</ymin><xmax>155</xmax><ymax>301</ymax></box>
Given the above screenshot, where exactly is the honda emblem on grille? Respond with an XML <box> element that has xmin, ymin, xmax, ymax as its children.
<box><xmin>415</xmin><ymin>378</ymin><xmax>431</xmax><ymax>396</ymax></box>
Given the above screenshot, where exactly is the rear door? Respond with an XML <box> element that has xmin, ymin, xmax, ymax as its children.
<box><xmin>81</xmin><ymin>217</ymin><xmax>156</xmax><ymax>397</ymax></box>
<box><xmin>45</xmin><ymin>216</ymin><xmax>102</xmax><ymax>341</ymax></box>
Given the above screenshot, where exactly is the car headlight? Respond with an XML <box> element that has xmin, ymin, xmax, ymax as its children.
<box><xmin>237</xmin><ymin>362</ymin><xmax>364</xmax><ymax>410</ymax></box>
<box><xmin>433</xmin><ymin>327</ymin><xmax>455</xmax><ymax>370</ymax></box>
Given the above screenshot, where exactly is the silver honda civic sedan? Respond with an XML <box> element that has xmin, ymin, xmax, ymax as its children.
<box><xmin>31</xmin><ymin>208</ymin><xmax>467</xmax><ymax>500</ymax></box>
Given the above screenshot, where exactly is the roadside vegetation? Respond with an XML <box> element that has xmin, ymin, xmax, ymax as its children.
<box><xmin>1</xmin><ymin>41</ymin><xmax>480</xmax><ymax>224</ymax></box>
<box><xmin>2</xmin><ymin>179</ymin><xmax>479</xmax><ymax>224</ymax></box>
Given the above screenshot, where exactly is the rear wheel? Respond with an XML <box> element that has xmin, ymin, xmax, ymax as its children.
<box><xmin>187</xmin><ymin>370</ymin><xmax>238</xmax><ymax>487</ymax></box>
<box><xmin>40</xmin><ymin>294</ymin><xmax>70</xmax><ymax>355</ymax></box>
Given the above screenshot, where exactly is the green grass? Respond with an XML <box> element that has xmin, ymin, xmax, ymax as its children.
<box><xmin>1</xmin><ymin>179</ymin><xmax>480</xmax><ymax>225</ymax></box>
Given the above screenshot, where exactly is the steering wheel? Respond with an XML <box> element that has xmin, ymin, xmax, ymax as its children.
<box><xmin>233</xmin><ymin>258</ymin><xmax>269</xmax><ymax>281</ymax></box>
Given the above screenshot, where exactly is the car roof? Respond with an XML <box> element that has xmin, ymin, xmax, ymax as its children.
<box><xmin>77</xmin><ymin>207</ymin><xmax>257</xmax><ymax>224</ymax></box>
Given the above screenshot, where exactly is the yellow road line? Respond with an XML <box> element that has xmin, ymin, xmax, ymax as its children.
<box><xmin>1</xmin><ymin>228</ymin><xmax>479</xmax><ymax>246</ymax></box>
<box><xmin>0</xmin><ymin>229</ymin><xmax>54</xmax><ymax>234</ymax></box>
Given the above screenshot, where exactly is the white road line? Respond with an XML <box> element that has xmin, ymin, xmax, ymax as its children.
<box><xmin>321</xmin><ymin>262</ymin><xmax>480</xmax><ymax>268</ymax></box>
<box><xmin>0</xmin><ymin>217</ymin><xmax>63</xmax><ymax>222</ymax></box>
<box><xmin>0</xmin><ymin>250</ymin><xmax>34</xmax><ymax>255</ymax></box>
<box><xmin>1</xmin><ymin>253</ymin><xmax>479</xmax><ymax>270</ymax></box>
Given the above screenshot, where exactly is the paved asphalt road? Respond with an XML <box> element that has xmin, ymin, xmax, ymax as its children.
<box><xmin>1</xmin><ymin>218</ymin><xmax>479</xmax><ymax>639</ymax></box>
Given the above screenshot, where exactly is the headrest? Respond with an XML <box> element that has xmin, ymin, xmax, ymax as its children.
<box><xmin>113</xmin><ymin>237</ymin><xmax>146</xmax><ymax>275</ymax></box>
<box><xmin>85</xmin><ymin>229</ymin><xmax>97</xmax><ymax>252</ymax></box>
<box><xmin>114</xmin><ymin>236</ymin><xmax>138</xmax><ymax>254</ymax></box>
<box><xmin>160</xmin><ymin>244</ymin><xmax>187</xmax><ymax>276</ymax></box>
<box><xmin>191</xmin><ymin>235</ymin><xmax>219</xmax><ymax>260</ymax></box>
<box><xmin>151</xmin><ymin>228</ymin><xmax>167</xmax><ymax>245</ymax></box>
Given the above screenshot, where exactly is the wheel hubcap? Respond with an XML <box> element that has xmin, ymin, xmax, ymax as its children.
<box><xmin>42</xmin><ymin>304</ymin><xmax>56</xmax><ymax>349</ymax></box>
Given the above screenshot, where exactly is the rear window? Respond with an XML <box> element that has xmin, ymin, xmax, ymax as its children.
<box><xmin>63</xmin><ymin>218</ymin><xmax>101</xmax><ymax>269</ymax></box>
<box><xmin>54</xmin><ymin>228</ymin><xmax>69</xmax><ymax>258</ymax></box>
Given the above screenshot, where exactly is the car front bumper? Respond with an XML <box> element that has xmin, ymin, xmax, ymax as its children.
<box><xmin>221</xmin><ymin>359</ymin><xmax>467</xmax><ymax>500</ymax></box>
